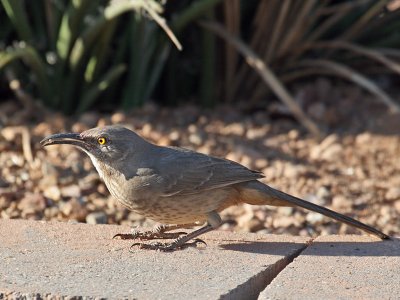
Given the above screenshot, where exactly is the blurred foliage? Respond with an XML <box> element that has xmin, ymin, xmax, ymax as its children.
<box><xmin>0</xmin><ymin>0</ymin><xmax>221</xmax><ymax>114</ymax></box>
<box><xmin>0</xmin><ymin>0</ymin><xmax>400</xmax><ymax>122</ymax></box>
<box><xmin>215</xmin><ymin>0</ymin><xmax>400</xmax><ymax>114</ymax></box>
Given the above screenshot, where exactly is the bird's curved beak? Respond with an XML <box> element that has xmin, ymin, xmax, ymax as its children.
<box><xmin>40</xmin><ymin>133</ymin><xmax>88</xmax><ymax>150</ymax></box>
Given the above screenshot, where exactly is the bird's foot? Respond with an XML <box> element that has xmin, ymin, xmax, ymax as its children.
<box><xmin>129</xmin><ymin>238</ymin><xmax>207</xmax><ymax>252</ymax></box>
<box><xmin>113</xmin><ymin>227</ymin><xmax>187</xmax><ymax>241</ymax></box>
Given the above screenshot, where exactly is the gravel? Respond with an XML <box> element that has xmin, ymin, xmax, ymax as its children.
<box><xmin>0</xmin><ymin>82</ymin><xmax>399</xmax><ymax>238</ymax></box>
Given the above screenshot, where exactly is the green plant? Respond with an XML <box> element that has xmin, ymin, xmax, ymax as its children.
<box><xmin>0</xmin><ymin>0</ymin><xmax>224</xmax><ymax>113</ymax></box>
<box><xmin>203</xmin><ymin>0</ymin><xmax>400</xmax><ymax>134</ymax></box>
<box><xmin>0</xmin><ymin>0</ymin><xmax>183</xmax><ymax>114</ymax></box>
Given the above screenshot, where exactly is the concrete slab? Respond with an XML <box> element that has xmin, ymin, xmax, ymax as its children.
<box><xmin>0</xmin><ymin>219</ymin><xmax>309</xmax><ymax>299</ymax></box>
<box><xmin>260</xmin><ymin>235</ymin><xmax>400</xmax><ymax>300</ymax></box>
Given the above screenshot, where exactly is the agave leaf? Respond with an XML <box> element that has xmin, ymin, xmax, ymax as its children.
<box><xmin>1</xmin><ymin>0</ymin><xmax>34</xmax><ymax>42</ymax></box>
<box><xmin>222</xmin><ymin>0</ymin><xmax>240</xmax><ymax>102</ymax></box>
<box><xmin>309</xmin><ymin>41</ymin><xmax>400</xmax><ymax>75</ymax></box>
<box><xmin>57</xmin><ymin>0</ymin><xmax>97</xmax><ymax>60</ymax></box>
<box><xmin>84</xmin><ymin>18</ymin><xmax>118</xmax><ymax>83</ymax></box>
<box><xmin>78</xmin><ymin>64</ymin><xmax>126</xmax><ymax>113</ymax></box>
<box><xmin>297</xmin><ymin>59</ymin><xmax>400</xmax><ymax>113</ymax></box>
<box><xmin>0</xmin><ymin>46</ymin><xmax>50</xmax><ymax>105</ymax></box>
<box><xmin>141</xmin><ymin>0</ymin><xmax>182</xmax><ymax>50</ymax></box>
<box><xmin>264</xmin><ymin>0</ymin><xmax>291</xmax><ymax>63</ymax></box>
<box><xmin>278</xmin><ymin>0</ymin><xmax>318</xmax><ymax>57</ymax></box>
<box><xmin>340</xmin><ymin>0</ymin><xmax>388</xmax><ymax>41</ymax></box>
<box><xmin>122</xmin><ymin>15</ymin><xmax>148</xmax><ymax>108</ymax></box>
<box><xmin>68</xmin><ymin>0</ymin><xmax>144</xmax><ymax>69</ymax></box>
<box><xmin>171</xmin><ymin>0</ymin><xmax>223</xmax><ymax>33</ymax></box>
<box><xmin>201</xmin><ymin>21</ymin><xmax>321</xmax><ymax>136</ymax></box>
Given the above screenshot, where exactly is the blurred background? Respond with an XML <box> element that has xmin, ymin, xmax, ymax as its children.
<box><xmin>0</xmin><ymin>0</ymin><xmax>399</xmax><ymax>237</ymax></box>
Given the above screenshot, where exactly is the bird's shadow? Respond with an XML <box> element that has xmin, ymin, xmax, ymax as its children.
<box><xmin>218</xmin><ymin>238</ymin><xmax>400</xmax><ymax>257</ymax></box>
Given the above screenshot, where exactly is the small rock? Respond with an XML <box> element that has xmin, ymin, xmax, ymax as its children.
<box><xmin>283</xmin><ymin>164</ymin><xmax>306</xmax><ymax>179</ymax></box>
<box><xmin>60</xmin><ymin>201</ymin><xmax>73</xmax><ymax>216</ymax></box>
<box><xmin>43</xmin><ymin>186</ymin><xmax>61</xmax><ymax>201</ymax></box>
<box><xmin>61</xmin><ymin>185</ymin><xmax>81</xmax><ymax>198</ymax></box>
<box><xmin>246</xmin><ymin>126</ymin><xmax>269</xmax><ymax>140</ymax></box>
<box><xmin>331</xmin><ymin>195</ymin><xmax>352</xmax><ymax>209</ymax></box>
<box><xmin>111</xmin><ymin>112</ymin><xmax>126</xmax><ymax>124</ymax></box>
<box><xmin>320</xmin><ymin>144</ymin><xmax>342</xmax><ymax>161</ymax></box>
<box><xmin>225</xmin><ymin>152</ymin><xmax>241</xmax><ymax>163</ymax></box>
<box><xmin>17</xmin><ymin>193</ymin><xmax>46</xmax><ymax>213</ymax></box>
<box><xmin>355</xmin><ymin>132</ymin><xmax>372</xmax><ymax>145</ymax></box>
<box><xmin>394</xmin><ymin>200</ymin><xmax>400</xmax><ymax>214</ymax></box>
<box><xmin>385</xmin><ymin>187</ymin><xmax>400</xmax><ymax>200</ymax></box>
<box><xmin>168</xmin><ymin>130</ymin><xmax>180</xmax><ymax>142</ymax></box>
<box><xmin>0</xmin><ymin>178</ymin><xmax>10</xmax><ymax>188</ymax></box>
<box><xmin>1</xmin><ymin>127</ymin><xmax>18</xmax><ymax>141</ymax></box>
<box><xmin>44</xmin><ymin>206</ymin><xmax>59</xmax><ymax>219</ymax></box>
<box><xmin>273</xmin><ymin>216</ymin><xmax>295</xmax><ymax>228</ymax></box>
<box><xmin>305</xmin><ymin>194</ymin><xmax>327</xmax><ymax>206</ymax></box>
<box><xmin>288</xmin><ymin>129</ymin><xmax>300</xmax><ymax>140</ymax></box>
<box><xmin>316</xmin><ymin>186</ymin><xmax>331</xmax><ymax>200</ymax></box>
<box><xmin>86</xmin><ymin>212</ymin><xmax>108</xmax><ymax>224</ymax></box>
<box><xmin>220</xmin><ymin>123</ymin><xmax>245</xmax><ymax>136</ymax></box>
<box><xmin>189</xmin><ymin>132</ymin><xmax>204</xmax><ymax>146</ymax></box>
<box><xmin>310</xmin><ymin>134</ymin><xmax>341</xmax><ymax>161</ymax></box>
<box><xmin>254</xmin><ymin>158</ymin><xmax>268</xmax><ymax>170</ymax></box>
<box><xmin>60</xmin><ymin>198</ymin><xmax>87</xmax><ymax>221</ymax></box>
<box><xmin>306</xmin><ymin>212</ymin><xmax>325</xmax><ymax>224</ymax></box>
<box><xmin>277</xmin><ymin>207</ymin><xmax>294</xmax><ymax>216</ymax></box>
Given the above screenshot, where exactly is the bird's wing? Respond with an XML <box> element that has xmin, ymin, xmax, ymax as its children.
<box><xmin>156</xmin><ymin>147</ymin><xmax>264</xmax><ymax>197</ymax></box>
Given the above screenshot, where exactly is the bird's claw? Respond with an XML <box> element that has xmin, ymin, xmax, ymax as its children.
<box><xmin>113</xmin><ymin>230</ymin><xmax>187</xmax><ymax>240</ymax></box>
<box><xmin>129</xmin><ymin>238</ymin><xmax>207</xmax><ymax>252</ymax></box>
<box><xmin>113</xmin><ymin>233</ymin><xmax>135</xmax><ymax>240</ymax></box>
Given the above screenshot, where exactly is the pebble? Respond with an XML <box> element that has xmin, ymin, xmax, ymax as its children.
<box><xmin>86</xmin><ymin>212</ymin><xmax>108</xmax><ymax>224</ymax></box>
<box><xmin>331</xmin><ymin>195</ymin><xmax>352</xmax><ymax>209</ymax></box>
<box><xmin>385</xmin><ymin>187</ymin><xmax>400</xmax><ymax>200</ymax></box>
<box><xmin>283</xmin><ymin>164</ymin><xmax>306</xmax><ymax>179</ymax></box>
<box><xmin>273</xmin><ymin>216</ymin><xmax>295</xmax><ymax>228</ymax></box>
<box><xmin>61</xmin><ymin>185</ymin><xmax>81</xmax><ymax>198</ymax></box>
<box><xmin>17</xmin><ymin>193</ymin><xmax>46</xmax><ymax>213</ymax></box>
<box><xmin>395</xmin><ymin>201</ymin><xmax>400</xmax><ymax>214</ymax></box>
<box><xmin>277</xmin><ymin>207</ymin><xmax>294</xmax><ymax>216</ymax></box>
<box><xmin>111</xmin><ymin>112</ymin><xmax>126</xmax><ymax>124</ymax></box>
<box><xmin>306</xmin><ymin>212</ymin><xmax>325</xmax><ymax>224</ymax></box>
<box><xmin>0</xmin><ymin>101</ymin><xmax>398</xmax><ymax>238</ymax></box>
<box><xmin>246</xmin><ymin>126</ymin><xmax>269</xmax><ymax>140</ymax></box>
<box><xmin>310</xmin><ymin>134</ymin><xmax>342</xmax><ymax>161</ymax></box>
<box><xmin>43</xmin><ymin>186</ymin><xmax>61</xmax><ymax>201</ymax></box>
<box><xmin>220</xmin><ymin>123</ymin><xmax>245</xmax><ymax>136</ymax></box>
<box><xmin>189</xmin><ymin>133</ymin><xmax>204</xmax><ymax>146</ymax></box>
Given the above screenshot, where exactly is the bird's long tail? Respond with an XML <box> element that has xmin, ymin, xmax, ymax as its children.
<box><xmin>240</xmin><ymin>181</ymin><xmax>390</xmax><ymax>240</ymax></box>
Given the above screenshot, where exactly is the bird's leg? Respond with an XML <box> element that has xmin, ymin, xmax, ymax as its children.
<box><xmin>113</xmin><ymin>223</ymin><xmax>196</xmax><ymax>240</ymax></box>
<box><xmin>131</xmin><ymin>212</ymin><xmax>221</xmax><ymax>251</ymax></box>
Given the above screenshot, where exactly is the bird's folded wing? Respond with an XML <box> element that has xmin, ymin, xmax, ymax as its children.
<box><xmin>157</xmin><ymin>148</ymin><xmax>264</xmax><ymax>197</ymax></box>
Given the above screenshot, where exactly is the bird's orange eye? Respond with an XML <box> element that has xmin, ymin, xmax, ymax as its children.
<box><xmin>97</xmin><ymin>137</ymin><xmax>107</xmax><ymax>145</ymax></box>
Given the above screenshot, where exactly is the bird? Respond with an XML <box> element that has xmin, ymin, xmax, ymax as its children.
<box><xmin>40</xmin><ymin>125</ymin><xmax>389</xmax><ymax>251</ymax></box>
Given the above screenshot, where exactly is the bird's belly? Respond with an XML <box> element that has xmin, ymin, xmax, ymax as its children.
<box><xmin>119</xmin><ymin>188</ymin><xmax>235</xmax><ymax>225</ymax></box>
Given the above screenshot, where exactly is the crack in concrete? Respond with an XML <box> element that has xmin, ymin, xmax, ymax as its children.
<box><xmin>220</xmin><ymin>238</ymin><xmax>315</xmax><ymax>300</ymax></box>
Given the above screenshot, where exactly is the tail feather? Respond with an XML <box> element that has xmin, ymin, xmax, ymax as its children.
<box><xmin>241</xmin><ymin>181</ymin><xmax>390</xmax><ymax>240</ymax></box>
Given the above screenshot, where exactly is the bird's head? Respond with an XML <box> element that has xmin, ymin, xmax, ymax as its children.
<box><xmin>40</xmin><ymin>125</ymin><xmax>148</xmax><ymax>164</ymax></box>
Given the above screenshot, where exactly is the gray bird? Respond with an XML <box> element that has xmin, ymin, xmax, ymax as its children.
<box><xmin>41</xmin><ymin>125</ymin><xmax>389</xmax><ymax>251</ymax></box>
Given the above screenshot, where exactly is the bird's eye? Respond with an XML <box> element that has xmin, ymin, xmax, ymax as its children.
<box><xmin>97</xmin><ymin>137</ymin><xmax>107</xmax><ymax>145</ymax></box>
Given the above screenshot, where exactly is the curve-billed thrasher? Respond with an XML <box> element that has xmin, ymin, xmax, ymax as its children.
<box><xmin>41</xmin><ymin>126</ymin><xmax>389</xmax><ymax>251</ymax></box>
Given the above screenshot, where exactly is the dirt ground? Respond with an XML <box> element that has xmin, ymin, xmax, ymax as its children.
<box><xmin>0</xmin><ymin>80</ymin><xmax>399</xmax><ymax>238</ymax></box>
